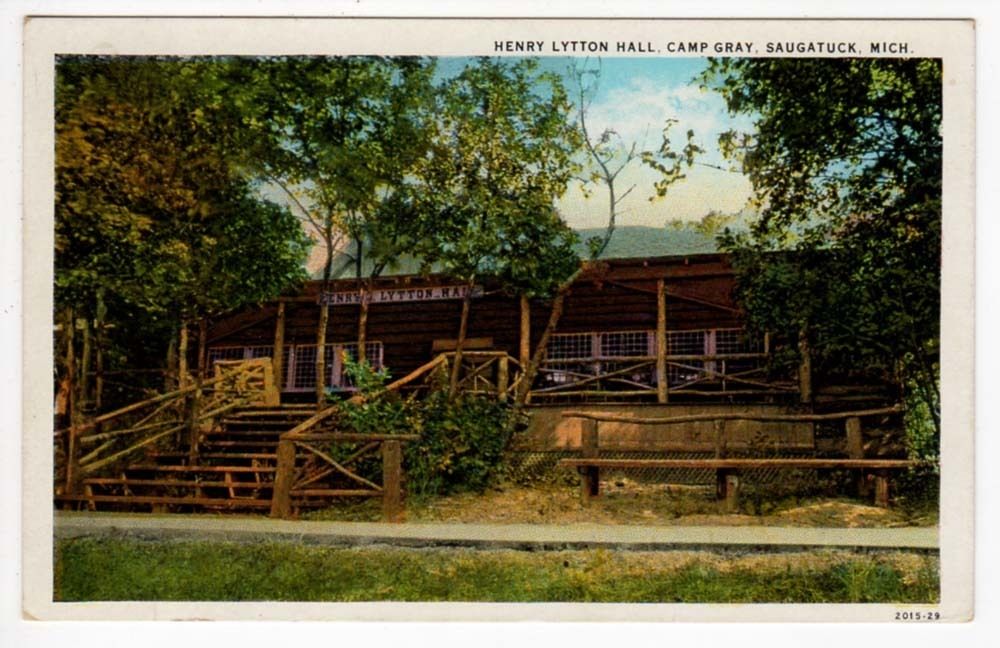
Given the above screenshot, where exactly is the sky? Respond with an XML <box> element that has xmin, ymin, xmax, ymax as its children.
<box><xmin>438</xmin><ymin>57</ymin><xmax>757</xmax><ymax>230</ymax></box>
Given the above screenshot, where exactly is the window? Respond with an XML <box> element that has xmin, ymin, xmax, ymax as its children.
<box><xmin>207</xmin><ymin>342</ymin><xmax>384</xmax><ymax>392</ymax></box>
<box><xmin>541</xmin><ymin>328</ymin><xmax>764</xmax><ymax>389</ymax></box>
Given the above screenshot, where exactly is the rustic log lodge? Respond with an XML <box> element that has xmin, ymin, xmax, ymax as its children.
<box><xmin>57</xmin><ymin>230</ymin><xmax>911</xmax><ymax>517</ymax></box>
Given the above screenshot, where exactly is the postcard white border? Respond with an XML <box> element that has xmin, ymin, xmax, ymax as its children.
<box><xmin>18</xmin><ymin>15</ymin><xmax>975</xmax><ymax>625</ymax></box>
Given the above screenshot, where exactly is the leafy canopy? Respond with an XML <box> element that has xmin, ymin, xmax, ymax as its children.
<box><xmin>701</xmin><ymin>58</ymin><xmax>942</xmax><ymax>443</ymax></box>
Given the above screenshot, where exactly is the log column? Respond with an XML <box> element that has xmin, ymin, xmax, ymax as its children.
<box><xmin>580</xmin><ymin>419</ymin><xmax>600</xmax><ymax>503</ymax></box>
<box><xmin>270</xmin><ymin>438</ymin><xmax>297</xmax><ymax>519</ymax></box>
<box><xmin>656</xmin><ymin>278</ymin><xmax>668</xmax><ymax>403</ymax></box>
<box><xmin>845</xmin><ymin>416</ymin><xmax>869</xmax><ymax>497</ymax></box>
<box><xmin>798</xmin><ymin>326</ymin><xmax>813</xmax><ymax>404</ymax></box>
<box><xmin>382</xmin><ymin>439</ymin><xmax>404</xmax><ymax>523</ymax></box>
<box><xmin>273</xmin><ymin>301</ymin><xmax>286</xmax><ymax>392</ymax></box>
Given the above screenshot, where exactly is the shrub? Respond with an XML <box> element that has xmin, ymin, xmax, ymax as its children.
<box><xmin>331</xmin><ymin>354</ymin><xmax>516</xmax><ymax>499</ymax></box>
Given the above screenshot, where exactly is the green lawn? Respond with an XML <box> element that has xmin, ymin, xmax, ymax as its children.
<box><xmin>55</xmin><ymin>537</ymin><xmax>939</xmax><ymax>603</ymax></box>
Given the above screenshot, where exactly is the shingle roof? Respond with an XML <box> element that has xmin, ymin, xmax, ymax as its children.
<box><xmin>311</xmin><ymin>225</ymin><xmax>720</xmax><ymax>280</ymax></box>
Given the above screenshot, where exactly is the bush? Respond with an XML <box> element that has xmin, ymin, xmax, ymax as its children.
<box><xmin>331</xmin><ymin>355</ymin><xmax>515</xmax><ymax>500</ymax></box>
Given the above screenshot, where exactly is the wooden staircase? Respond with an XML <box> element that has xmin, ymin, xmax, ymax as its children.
<box><xmin>59</xmin><ymin>405</ymin><xmax>317</xmax><ymax>513</ymax></box>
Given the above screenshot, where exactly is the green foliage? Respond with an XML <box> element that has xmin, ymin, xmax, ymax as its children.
<box><xmin>702</xmin><ymin>59</ymin><xmax>942</xmax><ymax>444</ymax></box>
<box><xmin>56</xmin><ymin>538</ymin><xmax>940</xmax><ymax>603</ymax></box>
<box><xmin>55</xmin><ymin>56</ymin><xmax>311</xmax><ymax>401</ymax></box>
<box><xmin>226</xmin><ymin>56</ymin><xmax>438</xmax><ymax>284</ymax></box>
<box><xmin>417</xmin><ymin>58</ymin><xmax>583</xmax><ymax>298</ymax></box>
<box><xmin>331</xmin><ymin>355</ymin><xmax>515</xmax><ymax>498</ymax></box>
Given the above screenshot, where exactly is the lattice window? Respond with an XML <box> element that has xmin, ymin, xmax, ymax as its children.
<box><xmin>715</xmin><ymin>328</ymin><xmax>761</xmax><ymax>354</ymax></box>
<box><xmin>206</xmin><ymin>346</ymin><xmax>246</xmax><ymax>363</ymax></box>
<box><xmin>600</xmin><ymin>331</ymin><xmax>652</xmax><ymax>358</ymax></box>
<box><xmin>290</xmin><ymin>345</ymin><xmax>318</xmax><ymax>391</ymax></box>
<box><xmin>668</xmin><ymin>330</ymin><xmax>707</xmax><ymax>356</ymax></box>
<box><xmin>546</xmin><ymin>333</ymin><xmax>593</xmax><ymax>360</ymax></box>
<box><xmin>285</xmin><ymin>342</ymin><xmax>384</xmax><ymax>392</ymax></box>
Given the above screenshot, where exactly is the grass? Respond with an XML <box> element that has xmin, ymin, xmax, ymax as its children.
<box><xmin>55</xmin><ymin>537</ymin><xmax>939</xmax><ymax>603</ymax></box>
<box><xmin>302</xmin><ymin>481</ymin><xmax>939</xmax><ymax>528</ymax></box>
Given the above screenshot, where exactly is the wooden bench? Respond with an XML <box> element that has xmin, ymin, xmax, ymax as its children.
<box><xmin>558</xmin><ymin>457</ymin><xmax>917</xmax><ymax>509</ymax></box>
<box><xmin>558</xmin><ymin>406</ymin><xmax>918</xmax><ymax>510</ymax></box>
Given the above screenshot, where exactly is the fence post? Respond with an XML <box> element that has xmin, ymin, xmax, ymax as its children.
<box><xmin>270</xmin><ymin>438</ymin><xmax>296</xmax><ymax>519</ymax></box>
<box><xmin>845</xmin><ymin>416</ymin><xmax>869</xmax><ymax>498</ymax></box>
<box><xmin>656</xmin><ymin>278</ymin><xmax>668</xmax><ymax>403</ymax></box>
<box><xmin>186</xmin><ymin>379</ymin><xmax>203</xmax><ymax>462</ymax></box>
<box><xmin>873</xmin><ymin>470</ymin><xmax>891</xmax><ymax>508</ymax></box>
<box><xmin>580</xmin><ymin>418</ymin><xmax>600</xmax><ymax>503</ymax></box>
<box><xmin>497</xmin><ymin>355</ymin><xmax>509</xmax><ymax>402</ymax></box>
<box><xmin>382</xmin><ymin>439</ymin><xmax>404</xmax><ymax>522</ymax></box>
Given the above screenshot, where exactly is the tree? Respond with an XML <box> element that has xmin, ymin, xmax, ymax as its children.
<box><xmin>701</xmin><ymin>58</ymin><xmax>942</xmax><ymax>451</ymax></box>
<box><xmin>228</xmin><ymin>56</ymin><xmax>437</xmax><ymax>405</ymax></box>
<box><xmin>511</xmin><ymin>61</ymin><xmax>702</xmax><ymax>407</ymax></box>
<box><xmin>55</xmin><ymin>56</ymin><xmax>310</xmax><ymax>409</ymax></box>
<box><xmin>417</xmin><ymin>58</ymin><xmax>583</xmax><ymax>393</ymax></box>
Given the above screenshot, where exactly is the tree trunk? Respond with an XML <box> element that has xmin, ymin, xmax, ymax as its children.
<box><xmin>357</xmin><ymin>285</ymin><xmax>369</xmax><ymax>362</ymax></box>
<box><xmin>514</xmin><ymin>288</ymin><xmax>569</xmax><ymax>410</ymax></box>
<box><xmin>449</xmin><ymin>284</ymin><xmax>474</xmax><ymax>396</ymax></box>
<box><xmin>79</xmin><ymin>313</ymin><xmax>92</xmax><ymax>412</ymax></box>
<box><xmin>315</xmin><ymin>303</ymin><xmax>329</xmax><ymax>409</ymax></box>
<box><xmin>178</xmin><ymin>321</ymin><xmax>190</xmax><ymax>389</ymax></box>
<box><xmin>197</xmin><ymin>318</ymin><xmax>208</xmax><ymax>381</ymax></box>
<box><xmin>94</xmin><ymin>288</ymin><xmax>106</xmax><ymax>411</ymax></box>
<box><xmin>165</xmin><ymin>332</ymin><xmax>178</xmax><ymax>392</ymax></box>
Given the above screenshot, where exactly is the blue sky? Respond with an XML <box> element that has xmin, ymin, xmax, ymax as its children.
<box><xmin>438</xmin><ymin>57</ymin><xmax>756</xmax><ymax>229</ymax></box>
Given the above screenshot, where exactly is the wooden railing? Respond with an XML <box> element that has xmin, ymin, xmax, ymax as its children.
<box><xmin>55</xmin><ymin>359</ymin><xmax>278</xmax><ymax>497</ymax></box>
<box><xmin>560</xmin><ymin>405</ymin><xmax>913</xmax><ymax>508</ymax></box>
<box><xmin>533</xmin><ymin>351</ymin><xmax>797</xmax><ymax>400</ymax></box>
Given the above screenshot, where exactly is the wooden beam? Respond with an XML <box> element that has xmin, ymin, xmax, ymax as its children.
<box><xmin>563</xmin><ymin>405</ymin><xmax>902</xmax><ymax>425</ymax></box>
<box><xmin>382</xmin><ymin>440</ymin><xmax>404</xmax><ymax>522</ymax></box>
<box><xmin>270</xmin><ymin>439</ymin><xmax>297</xmax><ymax>519</ymax></box>
<box><xmin>519</xmin><ymin>295</ymin><xmax>531</xmax><ymax>368</ymax></box>
<box><xmin>656</xmin><ymin>278</ymin><xmax>668</xmax><ymax>403</ymax></box>
<box><xmin>798</xmin><ymin>326</ymin><xmax>812</xmax><ymax>404</ymax></box>
<box><xmin>580</xmin><ymin>419</ymin><xmax>600</xmax><ymax>503</ymax></box>
<box><xmin>273</xmin><ymin>301</ymin><xmax>286</xmax><ymax>391</ymax></box>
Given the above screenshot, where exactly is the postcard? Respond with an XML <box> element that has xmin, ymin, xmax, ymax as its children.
<box><xmin>20</xmin><ymin>16</ymin><xmax>974</xmax><ymax>624</ymax></box>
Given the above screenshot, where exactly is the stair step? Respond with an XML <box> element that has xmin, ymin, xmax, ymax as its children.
<box><xmin>84</xmin><ymin>478</ymin><xmax>273</xmax><ymax>489</ymax></box>
<box><xmin>57</xmin><ymin>494</ymin><xmax>273</xmax><ymax>508</ymax></box>
<box><xmin>148</xmin><ymin>451</ymin><xmax>277</xmax><ymax>461</ymax></box>
<box><xmin>126</xmin><ymin>464</ymin><xmax>277</xmax><ymax>473</ymax></box>
<box><xmin>200</xmin><ymin>440</ymin><xmax>279</xmax><ymax>448</ymax></box>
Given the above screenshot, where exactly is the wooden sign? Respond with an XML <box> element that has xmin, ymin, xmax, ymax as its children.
<box><xmin>319</xmin><ymin>284</ymin><xmax>483</xmax><ymax>306</ymax></box>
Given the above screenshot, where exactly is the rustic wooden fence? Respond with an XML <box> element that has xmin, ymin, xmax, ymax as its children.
<box><xmin>55</xmin><ymin>359</ymin><xmax>279</xmax><ymax>497</ymax></box>
<box><xmin>560</xmin><ymin>405</ymin><xmax>917</xmax><ymax>508</ymax></box>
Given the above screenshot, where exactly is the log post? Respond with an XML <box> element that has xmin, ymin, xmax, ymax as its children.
<box><xmin>197</xmin><ymin>318</ymin><xmax>208</xmax><ymax>381</ymax></box>
<box><xmin>656</xmin><ymin>278</ymin><xmax>668</xmax><ymax>403</ymax></box>
<box><xmin>580</xmin><ymin>418</ymin><xmax>600</xmax><ymax>503</ymax></box>
<box><xmin>178</xmin><ymin>322</ymin><xmax>190</xmax><ymax>389</ymax></box>
<box><xmin>315</xmin><ymin>304</ymin><xmax>329</xmax><ymax>410</ymax></box>
<box><xmin>713</xmin><ymin>419</ymin><xmax>726</xmax><ymax>459</ymax></box>
<box><xmin>382</xmin><ymin>439</ymin><xmax>404</xmax><ymax>523</ymax></box>
<box><xmin>63</xmin><ymin>308</ymin><xmax>81</xmax><ymax>497</ymax></box>
<box><xmin>873</xmin><ymin>470</ymin><xmax>891</xmax><ymax>508</ymax></box>
<box><xmin>497</xmin><ymin>355</ymin><xmax>509</xmax><ymax>402</ymax></box>
<box><xmin>94</xmin><ymin>288</ymin><xmax>106</xmax><ymax>410</ymax></box>
<box><xmin>186</xmin><ymin>379</ymin><xmax>202</xmax><ymax>462</ymax></box>
<box><xmin>79</xmin><ymin>315</ymin><xmax>92</xmax><ymax>411</ymax></box>
<box><xmin>270</xmin><ymin>438</ymin><xmax>297</xmax><ymax>519</ymax></box>
<box><xmin>273</xmin><ymin>301</ymin><xmax>286</xmax><ymax>392</ymax></box>
<box><xmin>797</xmin><ymin>326</ymin><xmax>813</xmax><ymax>404</ymax></box>
<box><xmin>845</xmin><ymin>416</ymin><xmax>869</xmax><ymax>497</ymax></box>
<box><xmin>716</xmin><ymin>470</ymin><xmax>740</xmax><ymax>513</ymax></box>
<box><xmin>519</xmin><ymin>295</ymin><xmax>531</xmax><ymax>369</ymax></box>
